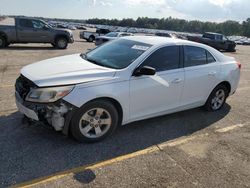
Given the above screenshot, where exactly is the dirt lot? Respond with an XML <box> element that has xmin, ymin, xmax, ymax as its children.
<box><xmin>0</xmin><ymin>32</ymin><xmax>250</xmax><ymax>188</ymax></box>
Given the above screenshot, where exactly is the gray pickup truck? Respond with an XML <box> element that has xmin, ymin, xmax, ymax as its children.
<box><xmin>187</xmin><ymin>32</ymin><xmax>236</xmax><ymax>52</ymax></box>
<box><xmin>0</xmin><ymin>17</ymin><xmax>74</xmax><ymax>49</ymax></box>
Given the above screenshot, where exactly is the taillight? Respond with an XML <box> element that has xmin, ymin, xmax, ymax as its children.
<box><xmin>236</xmin><ymin>62</ymin><xmax>241</xmax><ymax>69</ymax></box>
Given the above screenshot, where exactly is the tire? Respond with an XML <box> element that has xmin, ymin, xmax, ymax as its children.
<box><xmin>70</xmin><ymin>100</ymin><xmax>119</xmax><ymax>143</ymax></box>
<box><xmin>88</xmin><ymin>36</ymin><xmax>95</xmax><ymax>42</ymax></box>
<box><xmin>0</xmin><ymin>36</ymin><xmax>6</xmax><ymax>48</ymax></box>
<box><xmin>205</xmin><ymin>84</ymin><xmax>229</xmax><ymax>112</ymax></box>
<box><xmin>226</xmin><ymin>45</ymin><xmax>236</xmax><ymax>52</ymax></box>
<box><xmin>55</xmin><ymin>37</ymin><xmax>68</xmax><ymax>49</ymax></box>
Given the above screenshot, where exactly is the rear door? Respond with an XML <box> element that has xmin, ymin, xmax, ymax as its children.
<box><xmin>181</xmin><ymin>45</ymin><xmax>220</xmax><ymax>107</ymax></box>
<box><xmin>129</xmin><ymin>45</ymin><xmax>184</xmax><ymax>121</ymax></box>
<box><xmin>16</xmin><ymin>19</ymin><xmax>34</xmax><ymax>42</ymax></box>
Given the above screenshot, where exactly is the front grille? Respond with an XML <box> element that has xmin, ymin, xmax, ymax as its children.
<box><xmin>15</xmin><ymin>75</ymin><xmax>37</xmax><ymax>100</ymax></box>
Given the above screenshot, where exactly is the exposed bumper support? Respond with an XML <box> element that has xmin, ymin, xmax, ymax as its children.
<box><xmin>15</xmin><ymin>92</ymin><xmax>77</xmax><ymax>135</ymax></box>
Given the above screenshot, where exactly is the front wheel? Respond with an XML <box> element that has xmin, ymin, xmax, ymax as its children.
<box><xmin>205</xmin><ymin>85</ymin><xmax>229</xmax><ymax>111</ymax></box>
<box><xmin>70</xmin><ymin>100</ymin><xmax>119</xmax><ymax>143</ymax></box>
<box><xmin>55</xmin><ymin>37</ymin><xmax>68</xmax><ymax>49</ymax></box>
<box><xmin>87</xmin><ymin>36</ymin><xmax>95</xmax><ymax>42</ymax></box>
<box><xmin>227</xmin><ymin>45</ymin><xmax>236</xmax><ymax>52</ymax></box>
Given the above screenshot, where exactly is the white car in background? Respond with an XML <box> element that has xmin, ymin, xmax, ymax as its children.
<box><xmin>95</xmin><ymin>32</ymin><xmax>134</xmax><ymax>46</ymax></box>
<box><xmin>15</xmin><ymin>36</ymin><xmax>241</xmax><ymax>142</ymax></box>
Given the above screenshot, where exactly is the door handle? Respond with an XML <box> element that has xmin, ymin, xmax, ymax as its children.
<box><xmin>208</xmin><ymin>71</ymin><xmax>216</xmax><ymax>76</ymax></box>
<box><xmin>171</xmin><ymin>78</ymin><xmax>182</xmax><ymax>84</ymax></box>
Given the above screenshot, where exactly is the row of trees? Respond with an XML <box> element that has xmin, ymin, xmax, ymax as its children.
<box><xmin>86</xmin><ymin>17</ymin><xmax>250</xmax><ymax>37</ymax></box>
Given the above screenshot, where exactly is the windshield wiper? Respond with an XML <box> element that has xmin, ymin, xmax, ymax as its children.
<box><xmin>86</xmin><ymin>57</ymin><xmax>102</xmax><ymax>66</ymax></box>
<box><xmin>80</xmin><ymin>53</ymin><xmax>87</xmax><ymax>59</ymax></box>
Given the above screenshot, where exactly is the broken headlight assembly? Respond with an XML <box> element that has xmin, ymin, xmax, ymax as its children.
<box><xmin>25</xmin><ymin>85</ymin><xmax>74</xmax><ymax>103</ymax></box>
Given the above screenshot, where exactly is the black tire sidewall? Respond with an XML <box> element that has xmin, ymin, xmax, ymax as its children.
<box><xmin>55</xmin><ymin>37</ymin><xmax>68</xmax><ymax>49</ymax></box>
<box><xmin>70</xmin><ymin>100</ymin><xmax>119</xmax><ymax>143</ymax></box>
<box><xmin>205</xmin><ymin>85</ymin><xmax>229</xmax><ymax>111</ymax></box>
<box><xmin>0</xmin><ymin>36</ymin><xmax>6</xmax><ymax>48</ymax></box>
<box><xmin>88</xmin><ymin>36</ymin><xmax>94</xmax><ymax>42</ymax></box>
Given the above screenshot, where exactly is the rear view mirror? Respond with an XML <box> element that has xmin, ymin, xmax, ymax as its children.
<box><xmin>134</xmin><ymin>66</ymin><xmax>156</xmax><ymax>77</ymax></box>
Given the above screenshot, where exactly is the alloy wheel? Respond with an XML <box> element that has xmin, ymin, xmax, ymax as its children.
<box><xmin>211</xmin><ymin>89</ymin><xmax>225</xmax><ymax>110</ymax></box>
<box><xmin>79</xmin><ymin>108</ymin><xmax>112</xmax><ymax>139</ymax></box>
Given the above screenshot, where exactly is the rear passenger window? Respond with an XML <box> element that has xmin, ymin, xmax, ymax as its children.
<box><xmin>184</xmin><ymin>46</ymin><xmax>216</xmax><ymax>67</ymax></box>
<box><xmin>19</xmin><ymin>19</ymin><xmax>33</xmax><ymax>28</ymax></box>
<box><xmin>184</xmin><ymin>46</ymin><xmax>207</xmax><ymax>67</ymax></box>
<box><xmin>206</xmin><ymin>51</ymin><xmax>216</xmax><ymax>63</ymax></box>
<box><xmin>142</xmin><ymin>46</ymin><xmax>180</xmax><ymax>72</ymax></box>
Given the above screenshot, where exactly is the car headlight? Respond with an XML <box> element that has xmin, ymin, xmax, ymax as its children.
<box><xmin>26</xmin><ymin>85</ymin><xmax>74</xmax><ymax>103</ymax></box>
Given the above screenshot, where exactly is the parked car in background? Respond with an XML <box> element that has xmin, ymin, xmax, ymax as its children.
<box><xmin>80</xmin><ymin>28</ymin><xmax>110</xmax><ymax>42</ymax></box>
<box><xmin>95</xmin><ymin>32</ymin><xmax>133</xmax><ymax>46</ymax></box>
<box><xmin>67</xmin><ymin>25</ymin><xmax>77</xmax><ymax>30</ymax></box>
<box><xmin>0</xmin><ymin>17</ymin><xmax>74</xmax><ymax>49</ymax></box>
<box><xmin>187</xmin><ymin>32</ymin><xmax>236</xmax><ymax>52</ymax></box>
<box><xmin>155</xmin><ymin>32</ymin><xmax>176</xmax><ymax>38</ymax></box>
<box><xmin>76</xmin><ymin>25</ymin><xmax>87</xmax><ymax>30</ymax></box>
<box><xmin>15</xmin><ymin>36</ymin><xmax>240</xmax><ymax>143</ymax></box>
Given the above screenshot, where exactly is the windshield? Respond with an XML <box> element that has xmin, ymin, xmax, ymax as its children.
<box><xmin>82</xmin><ymin>39</ymin><xmax>152</xmax><ymax>69</ymax></box>
<box><xmin>105</xmin><ymin>32</ymin><xmax>119</xmax><ymax>37</ymax></box>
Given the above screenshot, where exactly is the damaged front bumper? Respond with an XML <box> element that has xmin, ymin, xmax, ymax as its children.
<box><xmin>15</xmin><ymin>91</ymin><xmax>78</xmax><ymax>135</ymax></box>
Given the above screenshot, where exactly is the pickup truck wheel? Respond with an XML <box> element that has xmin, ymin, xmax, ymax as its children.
<box><xmin>88</xmin><ymin>36</ymin><xmax>95</xmax><ymax>42</ymax></box>
<box><xmin>70</xmin><ymin>100</ymin><xmax>119</xmax><ymax>143</ymax></box>
<box><xmin>0</xmin><ymin>36</ymin><xmax>6</xmax><ymax>48</ymax></box>
<box><xmin>227</xmin><ymin>45</ymin><xmax>236</xmax><ymax>52</ymax></box>
<box><xmin>55</xmin><ymin>37</ymin><xmax>68</xmax><ymax>49</ymax></box>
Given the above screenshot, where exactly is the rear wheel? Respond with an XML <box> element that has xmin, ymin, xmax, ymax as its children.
<box><xmin>88</xmin><ymin>36</ymin><xmax>95</xmax><ymax>42</ymax></box>
<box><xmin>0</xmin><ymin>36</ymin><xmax>6</xmax><ymax>48</ymax></box>
<box><xmin>70</xmin><ymin>100</ymin><xmax>119</xmax><ymax>143</ymax></box>
<box><xmin>205</xmin><ymin>85</ymin><xmax>229</xmax><ymax>111</ymax></box>
<box><xmin>55</xmin><ymin>37</ymin><xmax>68</xmax><ymax>49</ymax></box>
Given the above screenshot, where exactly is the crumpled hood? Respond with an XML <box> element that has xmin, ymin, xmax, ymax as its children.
<box><xmin>21</xmin><ymin>54</ymin><xmax>116</xmax><ymax>87</ymax></box>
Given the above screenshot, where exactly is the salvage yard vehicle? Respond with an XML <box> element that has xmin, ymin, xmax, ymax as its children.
<box><xmin>0</xmin><ymin>17</ymin><xmax>74</xmax><ymax>49</ymax></box>
<box><xmin>80</xmin><ymin>28</ymin><xmax>110</xmax><ymax>42</ymax></box>
<box><xmin>15</xmin><ymin>36</ymin><xmax>241</xmax><ymax>143</ymax></box>
<box><xmin>187</xmin><ymin>32</ymin><xmax>236</xmax><ymax>52</ymax></box>
<box><xmin>95</xmin><ymin>32</ymin><xmax>134</xmax><ymax>46</ymax></box>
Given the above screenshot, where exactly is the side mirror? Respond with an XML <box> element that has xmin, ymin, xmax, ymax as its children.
<box><xmin>133</xmin><ymin>66</ymin><xmax>156</xmax><ymax>77</ymax></box>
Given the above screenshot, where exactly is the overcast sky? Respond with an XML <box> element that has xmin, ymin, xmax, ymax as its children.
<box><xmin>0</xmin><ymin>0</ymin><xmax>249</xmax><ymax>22</ymax></box>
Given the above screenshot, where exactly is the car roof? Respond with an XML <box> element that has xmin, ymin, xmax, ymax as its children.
<box><xmin>205</xmin><ymin>32</ymin><xmax>222</xmax><ymax>35</ymax></box>
<box><xmin>122</xmin><ymin>36</ymin><xmax>229</xmax><ymax>62</ymax></box>
<box><xmin>123</xmin><ymin>36</ymin><xmax>198</xmax><ymax>46</ymax></box>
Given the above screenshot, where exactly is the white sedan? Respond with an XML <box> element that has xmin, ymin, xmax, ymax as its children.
<box><xmin>15</xmin><ymin>36</ymin><xmax>241</xmax><ymax>142</ymax></box>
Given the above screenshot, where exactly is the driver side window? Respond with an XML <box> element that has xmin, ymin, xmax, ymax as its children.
<box><xmin>31</xmin><ymin>20</ymin><xmax>45</xmax><ymax>29</ymax></box>
<box><xmin>142</xmin><ymin>46</ymin><xmax>180</xmax><ymax>72</ymax></box>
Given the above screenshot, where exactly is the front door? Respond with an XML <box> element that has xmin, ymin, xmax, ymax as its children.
<box><xmin>129</xmin><ymin>45</ymin><xmax>184</xmax><ymax>121</ymax></box>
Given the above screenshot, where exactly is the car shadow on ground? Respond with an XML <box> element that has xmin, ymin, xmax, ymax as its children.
<box><xmin>0</xmin><ymin>104</ymin><xmax>231</xmax><ymax>187</ymax></box>
<box><xmin>1</xmin><ymin>46</ymin><xmax>56</xmax><ymax>50</ymax></box>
